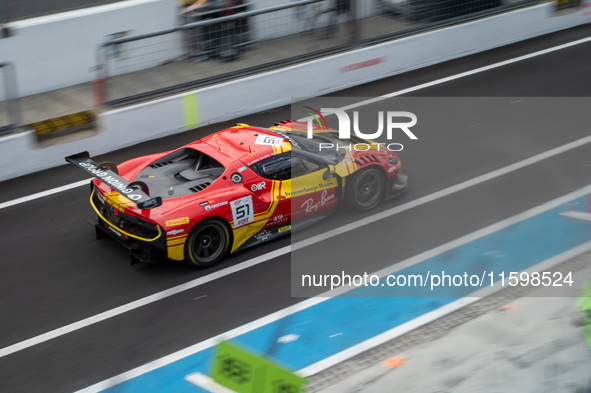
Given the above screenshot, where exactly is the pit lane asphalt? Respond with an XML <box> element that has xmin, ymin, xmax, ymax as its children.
<box><xmin>0</xmin><ymin>24</ymin><xmax>590</xmax><ymax>393</ymax></box>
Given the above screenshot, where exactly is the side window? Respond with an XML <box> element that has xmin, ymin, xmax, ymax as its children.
<box><xmin>291</xmin><ymin>155</ymin><xmax>321</xmax><ymax>178</ymax></box>
<box><xmin>251</xmin><ymin>152</ymin><xmax>322</xmax><ymax>181</ymax></box>
<box><xmin>252</xmin><ymin>152</ymin><xmax>292</xmax><ymax>181</ymax></box>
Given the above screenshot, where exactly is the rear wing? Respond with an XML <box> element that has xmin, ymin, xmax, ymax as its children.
<box><xmin>65</xmin><ymin>152</ymin><xmax>162</xmax><ymax>210</ymax></box>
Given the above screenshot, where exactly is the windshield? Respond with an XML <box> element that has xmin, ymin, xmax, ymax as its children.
<box><xmin>269</xmin><ymin>130</ymin><xmax>347</xmax><ymax>164</ymax></box>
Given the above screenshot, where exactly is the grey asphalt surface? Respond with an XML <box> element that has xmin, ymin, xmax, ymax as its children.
<box><xmin>318</xmin><ymin>264</ymin><xmax>591</xmax><ymax>393</ymax></box>
<box><xmin>0</xmin><ymin>25</ymin><xmax>590</xmax><ymax>393</ymax></box>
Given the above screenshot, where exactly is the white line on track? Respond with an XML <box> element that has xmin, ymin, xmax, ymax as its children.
<box><xmin>299</xmin><ymin>241</ymin><xmax>591</xmax><ymax>377</ymax></box>
<box><xmin>298</xmin><ymin>35</ymin><xmax>591</xmax><ymax>116</ymax></box>
<box><xmin>71</xmin><ymin>31</ymin><xmax>591</xmax><ymax>390</ymax></box>
<box><xmin>74</xmin><ymin>184</ymin><xmax>591</xmax><ymax>393</ymax></box>
<box><xmin>0</xmin><ymin>179</ymin><xmax>90</xmax><ymax>210</ymax></box>
<box><xmin>2</xmin><ymin>35</ymin><xmax>591</xmax><ymax>211</ymax></box>
<box><xmin>1</xmin><ymin>34</ymin><xmax>591</xmax><ymax>361</ymax></box>
<box><xmin>2</xmin><ymin>134</ymin><xmax>590</xmax><ymax>362</ymax></box>
<box><xmin>0</xmin><ymin>32</ymin><xmax>590</xmax><ymax>384</ymax></box>
<box><xmin>0</xmin><ymin>246</ymin><xmax>292</xmax><ymax>359</ymax></box>
<box><xmin>294</xmin><ymin>134</ymin><xmax>591</xmax><ymax>251</ymax></box>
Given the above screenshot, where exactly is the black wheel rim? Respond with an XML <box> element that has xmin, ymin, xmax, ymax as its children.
<box><xmin>354</xmin><ymin>171</ymin><xmax>383</xmax><ymax>208</ymax></box>
<box><xmin>193</xmin><ymin>225</ymin><xmax>225</xmax><ymax>263</ymax></box>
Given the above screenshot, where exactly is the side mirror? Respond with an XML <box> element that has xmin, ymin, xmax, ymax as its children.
<box><xmin>323</xmin><ymin>165</ymin><xmax>336</xmax><ymax>180</ymax></box>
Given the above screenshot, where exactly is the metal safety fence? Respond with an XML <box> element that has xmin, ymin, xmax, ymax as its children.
<box><xmin>97</xmin><ymin>0</ymin><xmax>539</xmax><ymax>108</ymax></box>
<box><xmin>0</xmin><ymin>63</ymin><xmax>20</xmax><ymax>136</ymax></box>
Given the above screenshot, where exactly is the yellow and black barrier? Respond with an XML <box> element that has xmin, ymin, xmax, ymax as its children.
<box><xmin>554</xmin><ymin>0</ymin><xmax>580</xmax><ymax>10</ymax></box>
<box><xmin>28</xmin><ymin>110</ymin><xmax>95</xmax><ymax>136</ymax></box>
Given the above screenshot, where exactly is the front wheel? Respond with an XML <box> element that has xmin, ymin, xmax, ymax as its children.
<box><xmin>185</xmin><ymin>219</ymin><xmax>231</xmax><ymax>268</ymax></box>
<box><xmin>346</xmin><ymin>167</ymin><xmax>386</xmax><ymax>211</ymax></box>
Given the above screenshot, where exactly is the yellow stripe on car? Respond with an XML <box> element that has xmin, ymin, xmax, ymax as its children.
<box><xmin>167</xmin><ymin>236</ymin><xmax>189</xmax><ymax>246</ymax></box>
<box><xmin>167</xmin><ymin>244</ymin><xmax>185</xmax><ymax>261</ymax></box>
<box><xmin>90</xmin><ymin>190</ymin><xmax>162</xmax><ymax>242</ymax></box>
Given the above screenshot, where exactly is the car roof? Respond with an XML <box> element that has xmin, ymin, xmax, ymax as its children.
<box><xmin>188</xmin><ymin>125</ymin><xmax>292</xmax><ymax>167</ymax></box>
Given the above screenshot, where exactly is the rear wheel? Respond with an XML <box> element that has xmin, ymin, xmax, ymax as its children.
<box><xmin>185</xmin><ymin>219</ymin><xmax>231</xmax><ymax>268</ymax></box>
<box><xmin>346</xmin><ymin>167</ymin><xmax>385</xmax><ymax>211</ymax></box>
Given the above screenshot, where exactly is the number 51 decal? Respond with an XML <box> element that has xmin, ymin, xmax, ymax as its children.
<box><xmin>231</xmin><ymin>196</ymin><xmax>254</xmax><ymax>228</ymax></box>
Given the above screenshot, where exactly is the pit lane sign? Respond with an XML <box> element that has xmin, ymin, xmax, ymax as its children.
<box><xmin>211</xmin><ymin>341</ymin><xmax>305</xmax><ymax>393</ymax></box>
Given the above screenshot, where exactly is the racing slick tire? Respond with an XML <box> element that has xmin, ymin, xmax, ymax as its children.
<box><xmin>345</xmin><ymin>167</ymin><xmax>386</xmax><ymax>211</ymax></box>
<box><xmin>185</xmin><ymin>219</ymin><xmax>231</xmax><ymax>268</ymax></box>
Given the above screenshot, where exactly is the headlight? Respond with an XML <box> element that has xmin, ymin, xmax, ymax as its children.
<box><xmin>388</xmin><ymin>157</ymin><xmax>399</xmax><ymax>165</ymax></box>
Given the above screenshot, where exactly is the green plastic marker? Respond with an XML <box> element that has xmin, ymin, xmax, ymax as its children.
<box><xmin>211</xmin><ymin>341</ymin><xmax>305</xmax><ymax>393</ymax></box>
<box><xmin>577</xmin><ymin>281</ymin><xmax>591</xmax><ymax>348</ymax></box>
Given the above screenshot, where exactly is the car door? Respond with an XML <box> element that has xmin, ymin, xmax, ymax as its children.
<box><xmin>289</xmin><ymin>153</ymin><xmax>339</xmax><ymax>222</ymax></box>
<box><xmin>250</xmin><ymin>151</ymin><xmax>339</xmax><ymax>226</ymax></box>
<box><xmin>248</xmin><ymin>152</ymin><xmax>293</xmax><ymax>229</ymax></box>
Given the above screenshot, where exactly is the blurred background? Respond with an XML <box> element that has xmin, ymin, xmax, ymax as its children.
<box><xmin>0</xmin><ymin>0</ymin><xmax>565</xmax><ymax>140</ymax></box>
<box><xmin>0</xmin><ymin>0</ymin><xmax>590</xmax><ymax>393</ymax></box>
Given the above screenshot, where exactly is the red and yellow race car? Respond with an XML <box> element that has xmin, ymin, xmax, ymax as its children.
<box><xmin>66</xmin><ymin>121</ymin><xmax>407</xmax><ymax>267</ymax></box>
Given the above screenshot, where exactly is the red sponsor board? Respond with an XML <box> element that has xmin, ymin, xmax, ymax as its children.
<box><xmin>341</xmin><ymin>57</ymin><xmax>387</xmax><ymax>73</ymax></box>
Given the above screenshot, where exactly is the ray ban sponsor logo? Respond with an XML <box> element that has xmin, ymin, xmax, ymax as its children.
<box><xmin>166</xmin><ymin>229</ymin><xmax>185</xmax><ymax>236</ymax></box>
<box><xmin>301</xmin><ymin>190</ymin><xmax>335</xmax><ymax>214</ymax></box>
<box><xmin>303</xmin><ymin>107</ymin><xmax>417</xmax><ymax>152</ymax></box>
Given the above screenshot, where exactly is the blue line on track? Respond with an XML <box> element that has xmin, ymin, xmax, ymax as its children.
<box><xmin>100</xmin><ymin>194</ymin><xmax>591</xmax><ymax>393</ymax></box>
